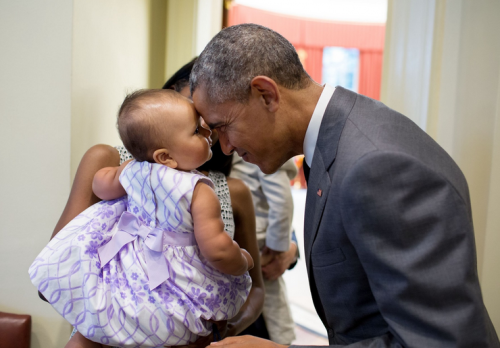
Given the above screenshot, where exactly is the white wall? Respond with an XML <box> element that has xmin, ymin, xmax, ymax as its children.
<box><xmin>382</xmin><ymin>0</ymin><xmax>500</xmax><ymax>332</ymax></box>
<box><xmin>0</xmin><ymin>1</ymin><xmax>73</xmax><ymax>346</ymax></box>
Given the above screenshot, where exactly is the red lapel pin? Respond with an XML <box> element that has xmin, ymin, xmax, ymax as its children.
<box><xmin>317</xmin><ymin>189</ymin><xmax>322</xmax><ymax>197</ymax></box>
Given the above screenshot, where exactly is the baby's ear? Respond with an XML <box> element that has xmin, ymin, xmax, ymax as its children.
<box><xmin>153</xmin><ymin>149</ymin><xmax>177</xmax><ymax>169</ymax></box>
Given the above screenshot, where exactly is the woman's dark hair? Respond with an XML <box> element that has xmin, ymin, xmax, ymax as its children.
<box><xmin>162</xmin><ymin>57</ymin><xmax>233</xmax><ymax>176</ymax></box>
<box><xmin>162</xmin><ymin>58</ymin><xmax>198</xmax><ymax>92</ymax></box>
<box><xmin>197</xmin><ymin>141</ymin><xmax>232</xmax><ymax>176</ymax></box>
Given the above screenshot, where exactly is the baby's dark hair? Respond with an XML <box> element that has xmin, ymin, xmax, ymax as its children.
<box><xmin>117</xmin><ymin>89</ymin><xmax>181</xmax><ymax>162</ymax></box>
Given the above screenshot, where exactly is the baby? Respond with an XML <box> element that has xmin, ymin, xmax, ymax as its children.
<box><xmin>29</xmin><ymin>89</ymin><xmax>253</xmax><ymax>347</ymax></box>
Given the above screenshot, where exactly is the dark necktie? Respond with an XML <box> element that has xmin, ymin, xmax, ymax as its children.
<box><xmin>303</xmin><ymin>161</ymin><xmax>310</xmax><ymax>184</ymax></box>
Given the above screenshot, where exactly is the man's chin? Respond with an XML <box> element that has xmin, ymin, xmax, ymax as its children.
<box><xmin>241</xmin><ymin>153</ymin><xmax>284</xmax><ymax>174</ymax></box>
<box><xmin>256</xmin><ymin>160</ymin><xmax>283</xmax><ymax>175</ymax></box>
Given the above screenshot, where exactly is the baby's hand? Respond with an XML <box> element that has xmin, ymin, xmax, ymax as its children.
<box><xmin>241</xmin><ymin>249</ymin><xmax>254</xmax><ymax>271</ymax></box>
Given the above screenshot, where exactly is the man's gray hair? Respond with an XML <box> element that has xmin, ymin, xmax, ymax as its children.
<box><xmin>190</xmin><ymin>23</ymin><xmax>311</xmax><ymax>104</ymax></box>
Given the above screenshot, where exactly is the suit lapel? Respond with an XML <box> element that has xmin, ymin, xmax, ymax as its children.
<box><xmin>304</xmin><ymin>87</ymin><xmax>358</xmax><ymax>275</ymax></box>
<box><xmin>304</xmin><ymin>153</ymin><xmax>331</xmax><ymax>273</ymax></box>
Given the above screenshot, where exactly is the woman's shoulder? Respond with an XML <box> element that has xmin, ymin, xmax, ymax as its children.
<box><xmin>226</xmin><ymin>177</ymin><xmax>247</xmax><ymax>195</ymax></box>
<box><xmin>77</xmin><ymin>144</ymin><xmax>121</xmax><ymax>169</ymax></box>
<box><xmin>86</xmin><ymin>144</ymin><xmax>120</xmax><ymax>159</ymax></box>
<box><xmin>80</xmin><ymin>144</ymin><xmax>129</xmax><ymax>166</ymax></box>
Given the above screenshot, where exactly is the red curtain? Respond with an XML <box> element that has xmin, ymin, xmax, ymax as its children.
<box><xmin>228</xmin><ymin>4</ymin><xmax>385</xmax><ymax>100</ymax></box>
<box><xmin>359</xmin><ymin>50</ymin><xmax>384</xmax><ymax>100</ymax></box>
<box><xmin>228</xmin><ymin>5</ymin><xmax>302</xmax><ymax>45</ymax></box>
<box><xmin>294</xmin><ymin>46</ymin><xmax>323</xmax><ymax>83</ymax></box>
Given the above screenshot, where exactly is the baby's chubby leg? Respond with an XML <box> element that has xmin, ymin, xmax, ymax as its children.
<box><xmin>65</xmin><ymin>331</ymin><xmax>108</xmax><ymax>348</ymax></box>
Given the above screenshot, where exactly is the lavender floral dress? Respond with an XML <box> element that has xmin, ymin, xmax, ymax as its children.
<box><xmin>29</xmin><ymin>160</ymin><xmax>251</xmax><ymax>347</ymax></box>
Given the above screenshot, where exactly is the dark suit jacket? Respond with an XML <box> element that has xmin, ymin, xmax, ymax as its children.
<box><xmin>293</xmin><ymin>87</ymin><xmax>499</xmax><ymax>347</ymax></box>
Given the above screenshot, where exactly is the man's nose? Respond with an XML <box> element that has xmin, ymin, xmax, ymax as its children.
<box><xmin>218</xmin><ymin>133</ymin><xmax>235</xmax><ymax>155</ymax></box>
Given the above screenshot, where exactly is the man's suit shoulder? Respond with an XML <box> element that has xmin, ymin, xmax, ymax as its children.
<box><xmin>328</xmin><ymin>92</ymin><xmax>468</xmax><ymax>199</ymax></box>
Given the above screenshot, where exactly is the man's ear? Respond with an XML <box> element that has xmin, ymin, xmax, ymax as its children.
<box><xmin>153</xmin><ymin>149</ymin><xmax>177</xmax><ymax>168</ymax></box>
<box><xmin>250</xmin><ymin>76</ymin><xmax>280</xmax><ymax>113</ymax></box>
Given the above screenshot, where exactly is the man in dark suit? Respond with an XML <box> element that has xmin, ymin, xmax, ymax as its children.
<box><xmin>191</xmin><ymin>23</ymin><xmax>499</xmax><ymax>348</ymax></box>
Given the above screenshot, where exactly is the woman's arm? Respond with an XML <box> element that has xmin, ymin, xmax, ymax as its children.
<box><xmin>192</xmin><ymin>182</ymin><xmax>254</xmax><ymax>276</ymax></box>
<box><xmin>41</xmin><ymin>145</ymin><xmax>121</xmax><ymax>302</ymax></box>
<box><xmin>225</xmin><ymin>177</ymin><xmax>265</xmax><ymax>337</ymax></box>
<box><xmin>51</xmin><ymin>144</ymin><xmax>120</xmax><ymax>239</ymax></box>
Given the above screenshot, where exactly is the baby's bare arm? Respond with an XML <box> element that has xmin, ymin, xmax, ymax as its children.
<box><xmin>92</xmin><ymin>159</ymin><xmax>131</xmax><ymax>200</ymax></box>
<box><xmin>192</xmin><ymin>182</ymin><xmax>254</xmax><ymax>276</ymax></box>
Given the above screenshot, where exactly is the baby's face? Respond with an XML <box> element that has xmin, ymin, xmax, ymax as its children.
<box><xmin>178</xmin><ymin>84</ymin><xmax>219</xmax><ymax>146</ymax></box>
<box><xmin>159</xmin><ymin>98</ymin><xmax>212</xmax><ymax>171</ymax></box>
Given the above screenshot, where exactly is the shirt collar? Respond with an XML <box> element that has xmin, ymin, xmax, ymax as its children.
<box><xmin>303</xmin><ymin>84</ymin><xmax>336</xmax><ymax>167</ymax></box>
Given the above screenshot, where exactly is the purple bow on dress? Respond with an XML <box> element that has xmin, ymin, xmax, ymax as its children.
<box><xmin>98</xmin><ymin>211</ymin><xmax>170</xmax><ymax>290</ymax></box>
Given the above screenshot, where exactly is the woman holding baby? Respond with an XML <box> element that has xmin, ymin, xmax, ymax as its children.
<box><xmin>36</xmin><ymin>61</ymin><xmax>265</xmax><ymax>348</ymax></box>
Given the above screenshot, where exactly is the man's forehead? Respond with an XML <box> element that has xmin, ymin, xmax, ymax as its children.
<box><xmin>202</xmin><ymin>108</ymin><xmax>231</xmax><ymax>130</ymax></box>
<box><xmin>193</xmin><ymin>90</ymin><xmax>237</xmax><ymax>128</ymax></box>
<box><xmin>192</xmin><ymin>88</ymin><xmax>213</xmax><ymax>116</ymax></box>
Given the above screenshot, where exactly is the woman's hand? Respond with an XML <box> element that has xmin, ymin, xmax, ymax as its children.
<box><xmin>172</xmin><ymin>320</ymin><xmax>227</xmax><ymax>348</ymax></box>
<box><xmin>210</xmin><ymin>335</ymin><xmax>288</xmax><ymax>348</ymax></box>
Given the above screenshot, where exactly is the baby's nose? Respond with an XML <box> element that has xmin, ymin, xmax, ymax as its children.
<box><xmin>200</xmin><ymin>118</ymin><xmax>210</xmax><ymax>129</ymax></box>
<box><xmin>200</xmin><ymin>124</ymin><xmax>212</xmax><ymax>138</ymax></box>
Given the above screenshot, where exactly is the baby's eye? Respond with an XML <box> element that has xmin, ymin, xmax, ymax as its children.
<box><xmin>194</xmin><ymin>127</ymin><xmax>199</xmax><ymax>134</ymax></box>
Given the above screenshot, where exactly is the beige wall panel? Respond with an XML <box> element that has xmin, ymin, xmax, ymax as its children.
<box><xmin>164</xmin><ymin>0</ymin><xmax>223</xmax><ymax>89</ymax></box>
<box><xmin>165</xmin><ymin>0</ymin><xmax>197</xmax><ymax>81</ymax></box>
<box><xmin>383</xmin><ymin>0</ymin><xmax>500</xmax><ymax>333</ymax></box>
<box><xmin>195</xmin><ymin>0</ymin><xmax>223</xmax><ymax>55</ymax></box>
<box><xmin>482</xmin><ymin>66</ymin><xmax>500</xmax><ymax>334</ymax></box>
<box><xmin>381</xmin><ymin>0</ymin><xmax>436</xmax><ymax>129</ymax></box>
<box><xmin>149</xmin><ymin>0</ymin><xmax>168</xmax><ymax>88</ymax></box>
<box><xmin>0</xmin><ymin>0</ymin><xmax>73</xmax><ymax>347</ymax></box>
<box><xmin>71</xmin><ymin>0</ymin><xmax>151</xmax><ymax>178</ymax></box>
<box><xmin>449</xmin><ymin>0</ymin><xmax>500</xmax><ymax>276</ymax></box>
